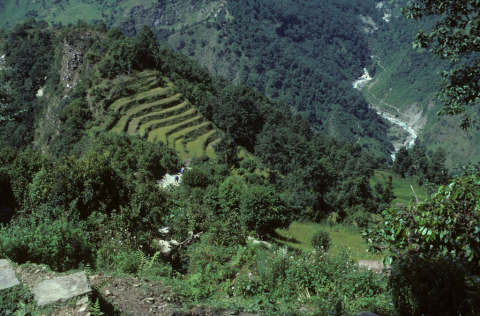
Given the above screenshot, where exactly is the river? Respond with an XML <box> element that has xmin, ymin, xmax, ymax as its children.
<box><xmin>352</xmin><ymin>68</ymin><xmax>417</xmax><ymax>159</ymax></box>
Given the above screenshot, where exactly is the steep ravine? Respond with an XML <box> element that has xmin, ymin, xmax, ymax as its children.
<box><xmin>353</xmin><ymin>68</ymin><xmax>424</xmax><ymax>159</ymax></box>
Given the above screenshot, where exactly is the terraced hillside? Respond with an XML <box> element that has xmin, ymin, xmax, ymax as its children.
<box><xmin>104</xmin><ymin>72</ymin><xmax>220</xmax><ymax>159</ymax></box>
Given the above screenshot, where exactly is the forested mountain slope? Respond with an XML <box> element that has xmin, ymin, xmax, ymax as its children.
<box><xmin>0</xmin><ymin>0</ymin><xmax>394</xmax><ymax>158</ymax></box>
<box><xmin>0</xmin><ymin>21</ymin><xmax>402</xmax><ymax>314</ymax></box>
<box><xmin>0</xmin><ymin>20</ymin><xmax>395</xmax><ymax>222</ymax></box>
<box><xmin>361</xmin><ymin>0</ymin><xmax>480</xmax><ymax>172</ymax></box>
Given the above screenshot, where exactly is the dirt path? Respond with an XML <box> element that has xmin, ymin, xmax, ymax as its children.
<box><xmin>365</xmin><ymin>63</ymin><xmax>415</xmax><ymax>121</ymax></box>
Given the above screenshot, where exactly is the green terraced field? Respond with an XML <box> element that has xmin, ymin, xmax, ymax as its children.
<box><xmin>110</xmin><ymin>93</ymin><xmax>183</xmax><ymax>133</ymax></box>
<box><xmin>109</xmin><ymin>85</ymin><xmax>173</xmax><ymax>112</ymax></box>
<box><xmin>106</xmin><ymin>75</ymin><xmax>220</xmax><ymax>159</ymax></box>
<box><xmin>132</xmin><ymin>102</ymin><xmax>192</xmax><ymax>134</ymax></box>
<box><xmin>185</xmin><ymin>130</ymin><xmax>218</xmax><ymax>158</ymax></box>
<box><xmin>205</xmin><ymin>138</ymin><xmax>220</xmax><ymax>159</ymax></box>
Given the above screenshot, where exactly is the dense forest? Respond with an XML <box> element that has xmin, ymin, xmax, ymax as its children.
<box><xmin>149</xmin><ymin>0</ymin><xmax>394</xmax><ymax>158</ymax></box>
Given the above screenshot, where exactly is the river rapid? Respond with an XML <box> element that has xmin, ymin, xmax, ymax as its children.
<box><xmin>353</xmin><ymin>68</ymin><xmax>417</xmax><ymax>159</ymax></box>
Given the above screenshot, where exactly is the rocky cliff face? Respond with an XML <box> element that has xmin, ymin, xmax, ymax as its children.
<box><xmin>34</xmin><ymin>30</ymin><xmax>98</xmax><ymax>151</ymax></box>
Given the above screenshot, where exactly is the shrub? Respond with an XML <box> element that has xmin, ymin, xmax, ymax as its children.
<box><xmin>349</xmin><ymin>211</ymin><xmax>372</xmax><ymax>228</ymax></box>
<box><xmin>236</xmin><ymin>167</ymin><xmax>247</xmax><ymax>176</ymax></box>
<box><xmin>311</xmin><ymin>229</ymin><xmax>331</xmax><ymax>251</ymax></box>
<box><xmin>240</xmin><ymin>158</ymin><xmax>257</xmax><ymax>173</ymax></box>
<box><xmin>181</xmin><ymin>167</ymin><xmax>211</xmax><ymax>188</ymax></box>
<box><xmin>0</xmin><ymin>218</ymin><xmax>93</xmax><ymax>271</ymax></box>
<box><xmin>389</xmin><ymin>254</ymin><xmax>480</xmax><ymax>316</ymax></box>
<box><xmin>239</xmin><ymin>185</ymin><xmax>286</xmax><ymax>233</ymax></box>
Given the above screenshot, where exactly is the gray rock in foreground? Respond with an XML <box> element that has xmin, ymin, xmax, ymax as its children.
<box><xmin>355</xmin><ymin>312</ymin><xmax>380</xmax><ymax>316</ymax></box>
<box><xmin>32</xmin><ymin>271</ymin><xmax>91</xmax><ymax>306</ymax></box>
<box><xmin>0</xmin><ymin>259</ymin><xmax>20</xmax><ymax>290</ymax></box>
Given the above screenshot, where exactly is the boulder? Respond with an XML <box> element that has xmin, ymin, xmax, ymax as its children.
<box><xmin>0</xmin><ymin>259</ymin><xmax>20</xmax><ymax>290</ymax></box>
<box><xmin>32</xmin><ymin>271</ymin><xmax>91</xmax><ymax>306</ymax></box>
<box><xmin>355</xmin><ymin>312</ymin><xmax>380</xmax><ymax>316</ymax></box>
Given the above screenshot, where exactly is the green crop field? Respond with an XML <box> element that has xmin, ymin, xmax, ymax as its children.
<box><xmin>370</xmin><ymin>170</ymin><xmax>428</xmax><ymax>204</ymax></box>
<box><xmin>275</xmin><ymin>222</ymin><xmax>382</xmax><ymax>262</ymax></box>
<box><xmin>100</xmin><ymin>71</ymin><xmax>220</xmax><ymax>160</ymax></box>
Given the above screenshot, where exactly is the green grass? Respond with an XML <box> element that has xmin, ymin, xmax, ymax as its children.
<box><xmin>147</xmin><ymin>116</ymin><xmax>203</xmax><ymax>144</ymax></box>
<box><xmin>185</xmin><ymin>130</ymin><xmax>217</xmax><ymax>158</ymax></box>
<box><xmin>174</xmin><ymin>138</ymin><xmax>188</xmax><ymax>159</ymax></box>
<box><xmin>274</xmin><ymin>222</ymin><xmax>382</xmax><ymax>261</ymax></box>
<box><xmin>370</xmin><ymin>170</ymin><xmax>428</xmax><ymax>204</ymax></box>
<box><xmin>168</xmin><ymin>121</ymin><xmax>211</xmax><ymax>144</ymax></box>
<box><xmin>137</xmin><ymin>107</ymin><xmax>195</xmax><ymax>135</ymax></box>
<box><xmin>109</xmin><ymin>86</ymin><xmax>172</xmax><ymax>112</ymax></box>
<box><xmin>205</xmin><ymin>138</ymin><xmax>220</xmax><ymax>159</ymax></box>
<box><xmin>110</xmin><ymin>93</ymin><xmax>183</xmax><ymax>133</ymax></box>
<box><xmin>133</xmin><ymin>101</ymin><xmax>192</xmax><ymax>134</ymax></box>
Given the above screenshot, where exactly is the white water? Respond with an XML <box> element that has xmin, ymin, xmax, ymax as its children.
<box><xmin>0</xmin><ymin>55</ymin><xmax>5</xmax><ymax>70</ymax></box>
<box><xmin>374</xmin><ymin>109</ymin><xmax>417</xmax><ymax>160</ymax></box>
<box><xmin>352</xmin><ymin>68</ymin><xmax>372</xmax><ymax>90</ymax></box>
<box><xmin>36</xmin><ymin>86</ymin><xmax>45</xmax><ymax>97</ymax></box>
<box><xmin>352</xmin><ymin>68</ymin><xmax>418</xmax><ymax>159</ymax></box>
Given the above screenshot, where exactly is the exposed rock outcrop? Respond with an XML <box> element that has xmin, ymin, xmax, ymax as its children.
<box><xmin>32</xmin><ymin>271</ymin><xmax>92</xmax><ymax>306</ymax></box>
<box><xmin>0</xmin><ymin>259</ymin><xmax>19</xmax><ymax>290</ymax></box>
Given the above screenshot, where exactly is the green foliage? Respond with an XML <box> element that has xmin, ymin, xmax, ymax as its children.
<box><xmin>239</xmin><ymin>185</ymin><xmax>286</xmax><ymax>233</ymax></box>
<box><xmin>403</xmin><ymin>0</ymin><xmax>480</xmax><ymax>129</ymax></box>
<box><xmin>90</xmin><ymin>298</ymin><xmax>105</xmax><ymax>316</ymax></box>
<box><xmin>182</xmin><ymin>167</ymin><xmax>212</xmax><ymax>188</ymax></box>
<box><xmin>0</xmin><ymin>284</ymin><xmax>35</xmax><ymax>316</ymax></box>
<box><xmin>392</xmin><ymin>143</ymin><xmax>448</xmax><ymax>185</ymax></box>
<box><xmin>218</xmin><ymin>176</ymin><xmax>245</xmax><ymax>214</ymax></box>
<box><xmin>240</xmin><ymin>158</ymin><xmax>257</xmax><ymax>173</ymax></box>
<box><xmin>0</xmin><ymin>217</ymin><xmax>93</xmax><ymax>271</ymax></box>
<box><xmin>389</xmin><ymin>253</ymin><xmax>480</xmax><ymax>316</ymax></box>
<box><xmin>348</xmin><ymin>211</ymin><xmax>373</xmax><ymax>229</ymax></box>
<box><xmin>0</xmin><ymin>18</ymin><xmax>56</xmax><ymax>148</ymax></box>
<box><xmin>310</xmin><ymin>230</ymin><xmax>332</xmax><ymax>251</ymax></box>
<box><xmin>365</xmin><ymin>172</ymin><xmax>480</xmax><ymax>265</ymax></box>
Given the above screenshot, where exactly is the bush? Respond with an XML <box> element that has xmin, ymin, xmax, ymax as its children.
<box><xmin>239</xmin><ymin>185</ymin><xmax>286</xmax><ymax>233</ymax></box>
<box><xmin>349</xmin><ymin>211</ymin><xmax>372</xmax><ymax>228</ymax></box>
<box><xmin>181</xmin><ymin>167</ymin><xmax>211</xmax><ymax>188</ymax></box>
<box><xmin>0</xmin><ymin>218</ymin><xmax>93</xmax><ymax>271</ymax></box>
<box><xmin>389</xmin><ymin>254</ymin><xmax>480</xmax><ymax>316</ymax></box>
<box><xmin>311</xmin><ymin>229</ymin><xmax>331</xmax><ymax>251</ymax></box>
<box><xmin>240</xmin><ymin>158</ymin><xmax>257</xmax><ymax>173</ymax></box>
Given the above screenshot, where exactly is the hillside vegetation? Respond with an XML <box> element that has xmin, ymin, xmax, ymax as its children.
<box><xmin>0</xmin><ymin>0</ymin><xmax>395</xmax><ymax>159</ymax></box>
<box><xmin>1</xmin><ymin>10</ymin><xmax>479</xmax><ymax>316</ymax></box>
<box><xmin>362</xmin><ymin>0</ymin><xmax>480</xmax><ymax>172</ymax></box>
<box><xmin>0</xmin><ymin>19</ymin><xmax>404</xmax><ymax>315</ymax></box>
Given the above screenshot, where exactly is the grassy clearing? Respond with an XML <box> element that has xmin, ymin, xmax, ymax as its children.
<box><xmin>370</xmin><ymin>170</ymin><xmax>428</xmax><ymax>204</ymax></box>
<box><xmin>274</xmin><ymin>222</ymin><xmax>382</xmax><ymax>261</ymax></box>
